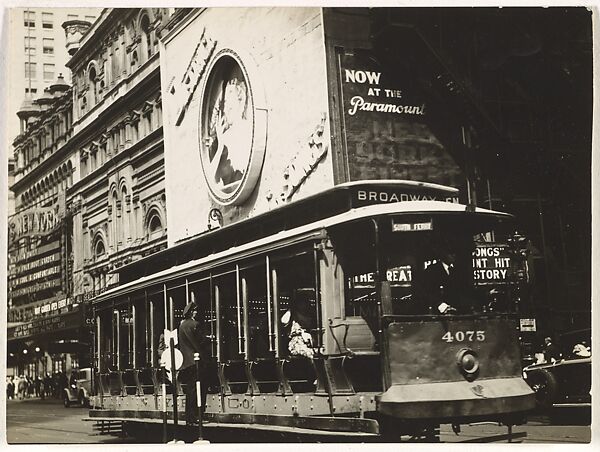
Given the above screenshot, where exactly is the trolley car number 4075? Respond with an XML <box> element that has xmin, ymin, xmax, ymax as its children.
<box><xmin>442</xmin><ymin>330</ymin><xmax>486</xmax><ymax>343</ymax></box>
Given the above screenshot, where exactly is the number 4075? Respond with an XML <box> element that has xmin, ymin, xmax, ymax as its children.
<box><xmin>442</xmin><ymin>330</ymin><xmax>485</xmax><ymax>343</ymax></box>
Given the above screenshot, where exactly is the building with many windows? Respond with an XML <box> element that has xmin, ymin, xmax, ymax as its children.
<box><xmin>7</xmin><ymin>7</ymin><xmax>174</xmax><ymax>378</ymax></box>
<box><xmin>6</xmin><ymin>8</ymin><xmax>101</xmax><ymax>146</ymax></box>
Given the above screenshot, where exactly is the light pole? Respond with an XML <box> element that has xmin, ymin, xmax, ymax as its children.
<box><xmin>35</xmin><ymin>347</ymin><xmax>41</xmax><ymax>378</ymax></box>
<box><xmin>22</xmin><ymin>348</ymin><xmax>28</xmax><ymax>377</ymax></box>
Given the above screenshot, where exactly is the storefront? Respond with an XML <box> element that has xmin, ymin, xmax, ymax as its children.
<box><xmin>6</xmin><ymin>306</ymin><xmax>91</xmax><ymax>377</ymax></box>
<box><xmin>6</xmin><ymin>201</ymin><xmax>90</xmax><ymax>377</ymax></box>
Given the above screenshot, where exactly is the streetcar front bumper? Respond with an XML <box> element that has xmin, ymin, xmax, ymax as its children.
<box><xmin>376</xmin><ymin>377</ymin><xmax>536</xmax><ymax>421</ymax></box>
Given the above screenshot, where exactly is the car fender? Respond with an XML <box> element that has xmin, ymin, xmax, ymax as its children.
<box><xmin>63</xmin><ymin>387</ymin><xmax>75</xmax><ymax>399</ymax></box>
<box><xmin>526</xmin><ymin>368</ymin><xmax>558</xmax><ymax>408</ymax></box>
<box><xmin>79</xmin><ymin>387</ymin><xmax>89</xmax><ymax>399</ymax></box>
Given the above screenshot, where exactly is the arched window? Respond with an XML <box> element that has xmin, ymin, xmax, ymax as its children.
<box><xmin>122</xmin><ymin>186</ymin><xmax>129</xmax><ymax>243</ymax></box>
<box><xmin>111</xmin><ymin>190</ymin><xmax>119</xmax><ymax>249</ymax></box>
<box><xmin>89</xmin><ymin>66</ymin><xmax>98</xmax><ymax>105</ymax></box>
<box><xmin>147</xmin><ymin>209</ymin><xmax>163</xmax><ymax>240</ymax></box>
<box><xmin>131</xmin><ymin>50</ymin><xmax>138</xmax><ymax>68</ymax></box>
<box><xmin>140</xmin><ymin>15</ymin><xmax>152</xmax><ymax>60</ymax></box>
<box><xmin>94</xmin><ymin>237</ymin><xmax>106</xmax><ymax>259</ymax></box>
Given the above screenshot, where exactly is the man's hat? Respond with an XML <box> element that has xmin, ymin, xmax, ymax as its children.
<box><xmin>183</xmin><ymin>302</ymin><xmax>197</xmax><ymax>318</ymax></box>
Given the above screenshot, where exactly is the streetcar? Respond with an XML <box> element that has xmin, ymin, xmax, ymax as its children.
<box><xmin>88</xmin><ymin>181</ymin><xmax>535</xmax><ymax>439</ymax></box>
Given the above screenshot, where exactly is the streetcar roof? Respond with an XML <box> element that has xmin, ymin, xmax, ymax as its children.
<box><xmin>336</xmin><ymin>179</ymin><xmax>459</xmax><ymax>193</ymax></box>
<box><xmin>92</xmin><ymin>200</ymin><xmax>511</xmax><ymax>303</ymax></box>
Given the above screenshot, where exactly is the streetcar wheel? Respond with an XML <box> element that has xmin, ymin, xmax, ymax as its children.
<box><xmin>527</xmin><ymin>369</ymin><xmax>558</xmax><ymax>408</ymax></box>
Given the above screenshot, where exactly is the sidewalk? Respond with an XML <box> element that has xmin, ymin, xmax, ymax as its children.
<box><xmin>6</xmin><ymin>396</ymin><xmax>63</xmax><ymax>404</ymax></box>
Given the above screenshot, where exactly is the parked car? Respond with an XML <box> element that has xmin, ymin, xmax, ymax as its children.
<box><xmin>63</xmin><ymin>368</ymin><xmax>92</xmax><ymax>408</ymax></box>
<box><xmin>523</xmin><ymin>330</ymin><xmax>591</xmax><ymax>408</ymax></box>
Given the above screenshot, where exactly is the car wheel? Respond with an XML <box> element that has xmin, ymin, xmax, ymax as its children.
<box><xmin>63</xmin><ymin>394</ymin><xmax>71</xmax><ymax>408</ymax></box>
<box><xmin>78</xmin><ymin>391</ymin><xmax>88</xmax><ymax>408</ymax></box>
<box><xmin>527</xmin><ymin>369</ymin><xmax>558</xmax><ymax>408</ymax></box>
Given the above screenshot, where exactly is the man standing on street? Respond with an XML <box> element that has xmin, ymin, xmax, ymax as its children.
<box><xmin>178</xmin><ymin>302</ymin><xmax>210</xmax><ymax>425</ymax></box>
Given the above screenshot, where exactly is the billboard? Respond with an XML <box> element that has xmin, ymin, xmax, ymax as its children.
<box><xmin>337</xmin><ymin>50</ymin><xmax>464</xmax><ymax>189</ymax></box>
<box><xmin>160</xmin><ymin>8</ymin><xmax>334</xmax><ymax>246</ymax></box>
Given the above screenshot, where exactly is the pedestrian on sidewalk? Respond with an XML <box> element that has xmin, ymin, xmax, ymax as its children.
<box><xmin>35</xmin><ymin>376</ymin><xmax>42</xmax><ymax>397</ymax></box>
<box><xmin>6</xmin><ymin>377</ymin><xmax>15</xmax><ymax>400</ymax></box>
<box><xmin>17</xmin><ymin>376</ymin><xmax>27</xmax><ymax>400</ymax></box>
<box><xmin>27</xmin><ymin>376</ymin><xmax>34</xmax><ymax>398</ymax></box>
<box><xmin>44</xmin><ymin>373</ymin><xmax>52</xmax><ymax>398</ymax></box>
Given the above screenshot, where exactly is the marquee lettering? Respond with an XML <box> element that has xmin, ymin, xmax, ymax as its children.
<box><xmin>8</xmin><ymin>205</ymin><xmax>60</xmax><ymax>244</ymax></box>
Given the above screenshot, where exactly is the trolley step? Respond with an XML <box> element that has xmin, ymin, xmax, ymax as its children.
<box><xmin>92</xmin><ymin>419</ymin><xmax>124</xmax><ymax>436</ymax></box>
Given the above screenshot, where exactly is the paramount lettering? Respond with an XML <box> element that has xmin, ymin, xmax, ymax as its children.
<box><xmin>348</xmin><ymin>96</ymin><xmax>425</xmax><ymax>116</ymax></box>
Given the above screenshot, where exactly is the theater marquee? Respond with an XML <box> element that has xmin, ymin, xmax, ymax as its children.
<box><xmin>337</xmin><ymin>49</ymin><xmax>464</xmax><ymax>189</ymax></box>
<box><xmin>8</xmin><ymin>204</ymin><xmax>61</xmax><ymax>246</ymax></box>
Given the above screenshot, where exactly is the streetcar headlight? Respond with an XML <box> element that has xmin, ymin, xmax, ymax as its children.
<box><xmin>456</xmin><ymin>348</ymin><xmax>480</xmax><ymax>377</ymax></box>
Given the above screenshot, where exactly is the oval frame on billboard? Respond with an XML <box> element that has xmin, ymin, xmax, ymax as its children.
<box><xmin>198</xmin><ymin>48</ymin><xmax>267</xmax><ymax>206</ymax></box>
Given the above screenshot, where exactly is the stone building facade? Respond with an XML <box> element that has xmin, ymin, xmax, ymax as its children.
<box><xmin>65</xmin><ymin>8</ymin><xmax>173</xmax><ymax>296</ymax></box>
<box><xmin>7</xmin><ymin>7</ymin><xmax>174</xmax><ymax>376</ymax></box>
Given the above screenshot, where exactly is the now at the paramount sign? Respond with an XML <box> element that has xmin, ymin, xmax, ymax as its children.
<box><xmin>8</xmin><ymin>205</ymin><xmax>60</xmax><ymax>244</ymax></box>
<box><xmin>344</xmin><ymin>69</ymin><xmax>425</xmax><ymax>117</ymax></box>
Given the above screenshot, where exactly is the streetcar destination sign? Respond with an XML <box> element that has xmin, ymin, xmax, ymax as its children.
<box><xmin>392</xmin><ymin>220</ymin><xmax>433</xmax><ymax>232</ymax></box>
<box><xmin>354</xmin><ymin>187</ymin><xmax>459</xmax><ymax>207</ymax></box>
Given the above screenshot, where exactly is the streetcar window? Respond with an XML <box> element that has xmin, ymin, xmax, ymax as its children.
<box><xmin>116</xmin><ymin>301</ymin><xmax>134</xmax><ymax>369</ymax></box>
<box><xmin>112</xmin><ymin>310</ymin><xmax>119</xmax><ymax>368</ymax></box>
<box><xmin>132</xmin><ymin>293</ymin><xmax>149</xmax><ymax>368</ymax></box>
<box><xmin>149</xmin><ymin>291</ymin><xmax>165</xmax><ymax>367</ymax></box>
<box><xmin>215</xmin><ymin>271</ymin><xmax>244</xmax><ymax>361</ymax></box>
<box><xmin>241</xmin><ymin>262</ymin><xmax>271</xmax><ymax>359</ymax></box>
<box><xmin>189</xmin><ymin>278</ymin><xmax>215</xmax><ymax>356</ymax></box>
<box><xmin>332</xmin><ymin>214</ymin><xmax>516</xmax><ymax>319</ymax></box>
<box><xmin>273</xmin><ymin>252</ymin><xmax>318</xmax><ymax>356</ymax></box>
<box><xmin>98</xmin><ymin>309</ymin><xmax>114</xmax><ymax>372</ymax></box>
<box><xmin>168</xmin><ymin>283</ymin><xmax>187</xmax><ymax>330</ymax></box>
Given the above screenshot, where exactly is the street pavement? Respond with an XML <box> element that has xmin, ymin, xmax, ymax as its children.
<box><xmin>5</xmin><ymin>397</ymin><xmax>123</xmax><ymax>444</ymax></box>
<box><xmin>4</xmin><ymin>397</ymin><xmax>592</xmax><ymax>444</ymax></box>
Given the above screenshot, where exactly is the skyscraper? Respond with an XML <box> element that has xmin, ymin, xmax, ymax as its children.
<box><xmin>6</xmin><ymin>8</ymin><xmax>102</xmax><ymax>145</ymax></box>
